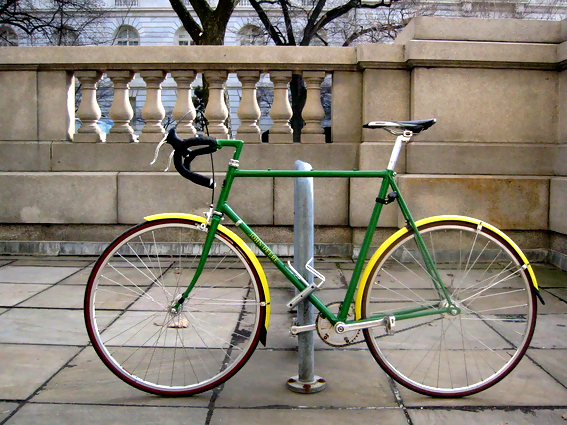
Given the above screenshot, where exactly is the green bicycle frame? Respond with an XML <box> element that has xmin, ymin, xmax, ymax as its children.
<box><xmin>175</xmin><ymin>138</ymin><xmax>455</xmax><ymax>326</ymax></box>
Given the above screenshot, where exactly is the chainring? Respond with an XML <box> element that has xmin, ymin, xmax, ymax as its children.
<box><xmin>316</xmin><ymin>301</ymin><xmax>361</xmax><ymax>347</ymax></box>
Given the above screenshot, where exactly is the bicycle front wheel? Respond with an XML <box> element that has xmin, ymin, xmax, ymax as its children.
<box><xmin>85</xmin><ymin>218</ymin><xmax>267</xmax><ymax>396</ymax></box>
<box><xmin>360</xmin><ymin>218</ymin><xmax>537</xmax><ymax>397</ymax></box>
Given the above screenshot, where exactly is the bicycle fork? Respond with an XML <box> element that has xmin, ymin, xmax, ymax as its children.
<box><xmin>170</xmin><ymin>208</ymin><xmax>223</xmax><ymax>314</ymax></box>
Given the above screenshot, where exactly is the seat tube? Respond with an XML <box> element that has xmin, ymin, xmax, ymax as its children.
<box><xmin>338</xmin><ymin>174</ymin><xmax>391</xmax><ymax>321</ymax></box>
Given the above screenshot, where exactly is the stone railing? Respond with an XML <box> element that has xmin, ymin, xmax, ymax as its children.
<box><xmin>0</xmin><ymin>17</ymin><xmax>566</xmax><ymax>266</ymax></box>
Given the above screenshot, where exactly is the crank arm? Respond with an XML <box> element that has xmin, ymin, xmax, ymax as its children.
<box><xmin>289</xmin><ymin>323</ymin><xmax>316</xmax><ymax>336</ymax></box>
<box><xmin>335</xmin><ymin>317</ymin><xmax>386</xmax><ymax>334</ymax></box>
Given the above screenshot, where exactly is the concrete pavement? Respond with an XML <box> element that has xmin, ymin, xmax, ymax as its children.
<box><xmin>0</xmin><ymin>256</ymin><xmax>566</xmax><ymax>424</ymax></box>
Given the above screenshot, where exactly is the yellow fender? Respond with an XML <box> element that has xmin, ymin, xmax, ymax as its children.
<box><xmin>144</xmin><ymin>213</ymin><xmax>271</xmax><ymax>330</ymax></box>
<box><xmin>354</xmin><ymin>215</ymin><xmax>539</xmax><ymax>320</ymax></box>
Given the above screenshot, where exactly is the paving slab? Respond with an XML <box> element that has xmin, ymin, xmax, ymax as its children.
<box><xmin>397</xmin><ymin>352</ymin><xmax>567</xmax><ymax>407</ymax></box>
<box><xmin>215</xmin><ymin>350</ymin><xmax>398</xmax><ymax>408</ymax></box>
<box><xmin>0</xmin><ymin>344</ymin><xmax>80</xmax><ymax>400</ymax></box>
<box><xmin>0</xmin><ymin>402</ymin><xmax>20</xmax><ymax>422</ymax></box>
<box><xmin>533</xmin><ymin>264</ymin><xmax>567</xmax><ymax>288</ymax></box>
<box><xmin>0</xmin><ymin>266</ymin><xmax>81</xmax><ymax>284</ymax></box>
<box><xmin>528</xmin><ymin>349</ymin><xmax>567</xmax><ymax>388</ymax></box>
<box><xmin>409</xmin><ymin>408</ymin><xmax>567</xmax><ymax>425</ymax></box>
<box><xmin>32</xmin><ymin>347</ymin><xmax>211</xmax><ymax>407</ymax></box>
<box><xmin>18</xmin><ymin>285</ymin><xmax>87</xmax><ymax>309</ymax></box>
<box><xmin>5</xmin><ymin>403</ymin><xmax>208</xmax><ymax>425</ymax></box>
<box><xmin>528</xmin><ymin>314</ymin><xmax>567</xmax><ymax>349</ymax></box>
<box><xmin>210</xmin><ymin>407</ymin><xmax>408</xmax><ymax>425</ymax></box>
<box><xmin>0</xmin><ymin>284</ymin><xmax>51</xmax><ymax>307</ymax></box>
<box><xmin>10</xmin><ymin>259</ymin><xmax>94</xmax><ymax>267</ymax></box>
<box><xmin>538</xmin><ymin>290</ymin><xmax>567</xmax><ymax>314</ymax></box>
<box><xmin>0</xmin><ymin>260</ymin><xmax>14</xmax><ymax>267</ymax></box>
<box><xmin>58</xmin><ymin>266</ymin><xmax>92</xmax><ymax>285</ymax></box>
<box><xmin>547</xmin><ymin>288</ymin><xmax>567</xmax><ymax>303</ymax></box>
<box><xmin>0</xmin><ymin>308</ymin><xmax>116</xmax><ymax>345</ymax></box>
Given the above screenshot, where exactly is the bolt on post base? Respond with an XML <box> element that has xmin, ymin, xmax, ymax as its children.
<box><xmin>286</xmin><ymin>375</ymin><xmax>327</xmax><ymax>394</ymax></box>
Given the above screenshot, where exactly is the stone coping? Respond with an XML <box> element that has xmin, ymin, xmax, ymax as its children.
<box><xmin>395</xmin><ymin>16</ymin><xmax>567</xmax><ymax>44</ymax></box>
<box><xmin>1</xmin><ymin>38</ymin><xmax>566</xmax><ymax>72</ymax></box>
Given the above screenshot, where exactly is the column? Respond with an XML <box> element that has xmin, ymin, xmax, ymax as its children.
<box><xmin>269</xmin><ymin>71</ymin><xmax>293</xmax><ymax>143</ymax></box>
<box><xmin>236</xmin><ymin>70</ymin><xmax>261</xmax><ymax>143</ymax></box>
<box><xmin>140</xmin><ymin>70</ymin><xmax>167</xmax><ymax>143</ymax></box>
<box><xmin>171</xmin><ymin>70</ymin><xmax>197</xmax><ymax>139</ymax></box>
<box><xmin>75</xmin><ymin>70</ymin><xmax>103</xmax><ymax>143</ymax></box>
<box><xmin>204</xmin><ymin>70</ymin><xmax>229</xmax><ymax>139</ymax></box>
<box><xmin>106</xmin><ymin>70</ymin><xmax>137</xmax><ymax>143</ymax></box>
<box><xmin>301</xmin><ymin>71</ymin><xmax>326</xmax><ymax>144</ymax></box>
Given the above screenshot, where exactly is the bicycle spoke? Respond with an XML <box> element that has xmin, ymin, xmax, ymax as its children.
<box><xmin>363</xmin><ymin>221</ymin><xmax>535</xmax><ymax>396</ymax></box>
<box><xmin>86</xmin><ymin>220</ymin><xmax>263</xmax><ymax>395</ymax></box>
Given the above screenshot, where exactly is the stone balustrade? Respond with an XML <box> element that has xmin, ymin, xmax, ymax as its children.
<box><xmin>0</xmin><ymin>17</ymin><xmax>566</xmax><ymax>267</ymax></box>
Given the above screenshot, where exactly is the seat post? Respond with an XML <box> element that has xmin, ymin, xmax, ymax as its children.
<box><xmin>387</xmin><ymin>130</ymin><xmax>412</xmax><ymax>171</ymax></box>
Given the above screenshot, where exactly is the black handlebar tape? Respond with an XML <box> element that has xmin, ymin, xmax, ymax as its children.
<box><xmin>173</xmin><ymin>151</ymin><xmax>215</xmax><ymax>189</ymax></box>
<box><xmin>166</xmin><ymin>128</ymin><xmax>219</xmax><ymax>189</ymax></box>
<box><xmin>166</xmin><ymin>128</ymin><xmax>218</xmax><ymax>150</ymax></box>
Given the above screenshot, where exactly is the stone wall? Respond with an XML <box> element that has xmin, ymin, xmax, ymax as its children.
<box><xmin>0</xmin><ymin>17</ymin><xmax>566</xmax><ymax>262</ymax></box>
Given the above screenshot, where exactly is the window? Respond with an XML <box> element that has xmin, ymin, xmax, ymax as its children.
<box><xmin>115</xmin><ymin>26</ymin><xmax>139</xmax><ymax>46</ymax></box>
<box><xmin>115</xmin><ymin>0</ymin><xmax>138</xmax><ymax>5</ymax></box>
<box><xmin>237</xmin><ymin>24</ymin><xmax>264</xmax><ymax>46</ymax></box>
<box><xmin>175</xmin><ymin>27</ymin><xmax>194</xmax><ymax>45</ymax></box>
<box><xmin>0</xmin><ymin>26</ymin><xmax>18</xmax><ymax>46</ymax></box>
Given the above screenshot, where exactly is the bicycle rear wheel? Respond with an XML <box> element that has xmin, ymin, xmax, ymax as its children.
<box><xmin>85</xmin><ymin>218</ymin><xmax>267</xmax><ymax>396</ymax></box>
<box><xmin>360</xmin><ymin>219</ymin><xmax>537</xmax><ymax>397</ymax></box>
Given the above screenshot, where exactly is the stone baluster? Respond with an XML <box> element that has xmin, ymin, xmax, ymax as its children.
<box><xmin>236</xmin><ymin>70</ymin><xmax>261</xmax><ymax>143</ymax></box>
<box><xmin>268</xmin><ymin>71</ymin><xmax>293</xmax><ymax>143</ymax></box>
<box><xmin>204</xmin><ymin>70</ymin><xmax>229</xmax><ymax>139</ymax></box>
<box><xmin>106</xmin><ymin>70</ymin><xmax>137</xmax><ymax>143</ymax></box>
<box><xmin>75</xmin><ymin>70</ymin><xmax>104</xmax><ymax>143</ymax></box>
<box><xmin>301</xmin><ymin>71</ymin><xmax>326</xmax><ymax>143</ymax></box>
<box><xmin>171</xmin><ymin>70</ymin><xmax>197</xmax><ymax>139</ymax></box>
<box><xmin>140</xmin><ymin>70</ymin><xmax>167</xmax><ymax>143</ymax></box>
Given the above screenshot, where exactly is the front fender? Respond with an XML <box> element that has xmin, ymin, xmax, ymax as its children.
<box><xmin>144</xmin><ymin>213</ymin><xmax>271</xmax><ymax>330</ymax></box>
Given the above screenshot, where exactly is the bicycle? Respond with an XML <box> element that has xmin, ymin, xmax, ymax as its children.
<box><xmin>84</xmin><ymin>119</ymin><xmax>542</xmax><ymax>398</ymax></box>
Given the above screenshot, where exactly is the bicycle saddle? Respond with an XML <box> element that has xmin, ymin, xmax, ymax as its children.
<box><xmin>363</xmin><ymin>119</ymin><xmax>436</xmax><ymax>134</ymax></box>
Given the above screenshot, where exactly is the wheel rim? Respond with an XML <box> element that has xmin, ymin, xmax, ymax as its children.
<box><xmin>362</xmin><ymin>222</ymin><xmax>536</xmax><ymax>396</ymax></box>
<box><xmin>85</xmin><ymin>220</ymin><xmax>263</xmax><ymax>395</ymax></box>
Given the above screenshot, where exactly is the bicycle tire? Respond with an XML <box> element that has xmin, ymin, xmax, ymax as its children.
<box><xmin>359</xmin><ymin>218</ymin><xmax>537</xmax><ymax>397</ymax></box>
<box><xmin>84</xmin><ymin>218</ymin><xmax>267</xmax><ymax>396</ymax></box>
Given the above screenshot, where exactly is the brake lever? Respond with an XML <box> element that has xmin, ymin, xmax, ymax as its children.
<box><xmin>150</xmin><ymin>134</ymin><xmax>169</xmax><ymax>166</ymax></box>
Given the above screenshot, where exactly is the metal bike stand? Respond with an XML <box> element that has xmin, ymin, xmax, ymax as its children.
<box><xmin>286</xmin><ymin>160</ymin><xmax>327</xmax><ymax>394</ymax></box>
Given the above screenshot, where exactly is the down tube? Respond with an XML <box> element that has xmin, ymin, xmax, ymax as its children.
<box><xmin>221</xmin><ymin>203</ymin><xmax>337</xmax><ymax>323</ymax></box>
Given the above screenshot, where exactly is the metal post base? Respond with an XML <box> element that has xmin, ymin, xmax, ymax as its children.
<box><xmin>286</xmin><ymin>375</ymin><xmax>327</xmax><ymax>394</ymax></box>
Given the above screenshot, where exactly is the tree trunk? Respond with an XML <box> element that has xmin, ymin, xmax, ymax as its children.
<box><xmin>290</xmin><ymin>73</ymin><xmax>306</xmax><ymax>143</ymax></box>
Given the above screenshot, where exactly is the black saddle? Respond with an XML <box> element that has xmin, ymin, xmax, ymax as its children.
<box><xmin>363</xmin><ymin>119</ymin><xmax>436</xmax><ymax>134</ymax></box>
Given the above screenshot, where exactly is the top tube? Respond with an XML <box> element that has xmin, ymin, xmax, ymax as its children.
<box><xmin>216</xmin><ymin>139</ymin><xmax>390</xmax><ymax>178</ymax></box>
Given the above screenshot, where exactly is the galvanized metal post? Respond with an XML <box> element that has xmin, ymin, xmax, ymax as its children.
<box><xmin>286</xmin><ymin>160</ymin><xmax>326</xmax><ymax>394</ymax></box>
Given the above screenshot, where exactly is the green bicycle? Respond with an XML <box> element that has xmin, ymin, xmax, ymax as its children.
<box><xmin>84</xmin><ymin>119</ymin><xmax>540</xmax><ymax>398</ymax></box>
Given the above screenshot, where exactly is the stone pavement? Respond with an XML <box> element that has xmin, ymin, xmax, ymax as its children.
<box><xmin>0</xmin><ymin>256</ymin><xmax>566</xmax><ymax>425</ymax></box>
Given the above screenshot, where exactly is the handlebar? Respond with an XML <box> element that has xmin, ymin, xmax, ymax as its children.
<box><xmin>151</xmin><ymin>129</ymin><xmax>219</xmax><ymax>189</ymax></box>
